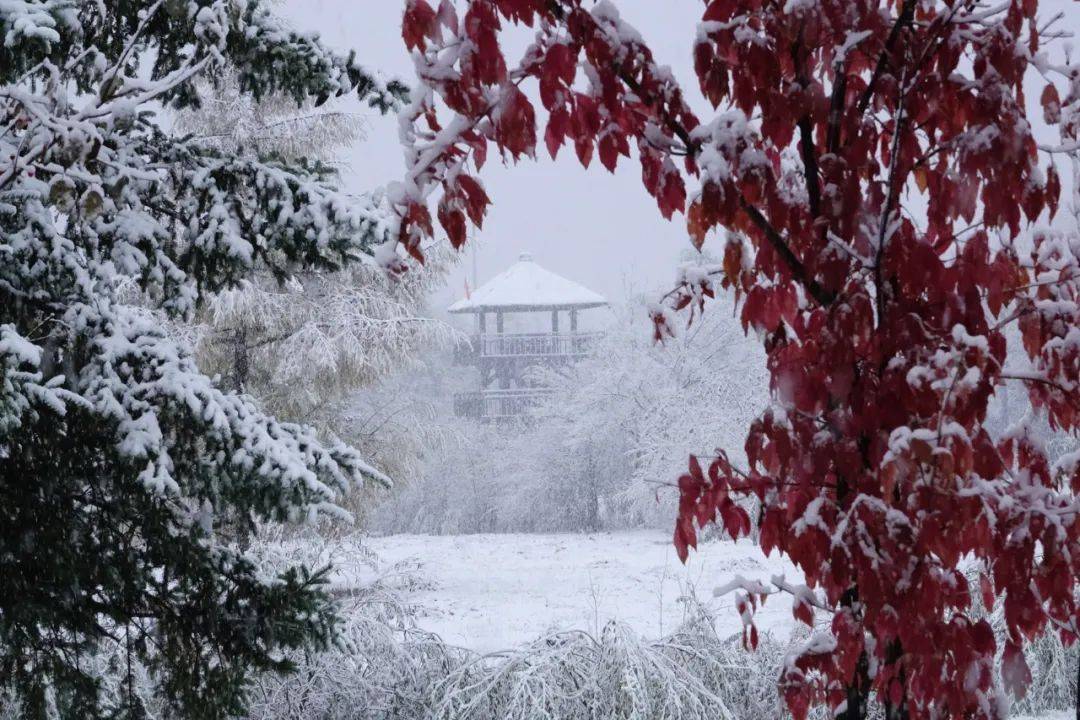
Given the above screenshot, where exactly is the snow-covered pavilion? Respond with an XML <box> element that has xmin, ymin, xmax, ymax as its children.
<box><xmin>449</xmin><ymin>252</ymin><xmax>607</xmax><ymax>420</ymax></box>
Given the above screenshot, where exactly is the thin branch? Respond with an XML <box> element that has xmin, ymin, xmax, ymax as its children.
<box><xmin>793</xmin><ymin>28</ymin><xmax>823</xmax><ymax>223</ymax></box>
<box><xmin>1001</xmin><ymin>371</ymin><xmax>1076</xmax><ymax>398</ymax></box>
<box><xmin>740</xmin><ymin>198</ymin><xmax>837</xmax><ymax>306</ymax></box>
<box><xmin>856</xmin><ymin>0</ymin><xmax>917</xmax><ymax>114</ymax></box>
<box><xmin>99</xmin><ymin>0</ymin><xmax>166</xmax><ymax>103</ymax></box>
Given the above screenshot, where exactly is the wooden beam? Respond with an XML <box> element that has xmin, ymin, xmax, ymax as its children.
<box><xmin>551</xmin><ymin>310</ymin><xmax>559</xmax><ymax>332</ymax></box>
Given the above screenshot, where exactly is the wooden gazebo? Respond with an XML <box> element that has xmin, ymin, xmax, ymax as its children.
<box><xmin>449</xmin><ymin>252</ymin><xmax>607</xmax><ymax>420</ymax></box>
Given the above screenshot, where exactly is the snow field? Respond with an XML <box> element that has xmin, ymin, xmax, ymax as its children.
<box><xmin>361</xmin><ymin>530</ymin><xmax>801</xmax><ymax>653</ymax></box>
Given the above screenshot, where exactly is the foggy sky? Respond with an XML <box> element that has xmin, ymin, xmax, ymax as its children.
<box><xmin>278</xmin><ymin>0</ymin><xmax>1080</xmax><ymax>313</ymax></box>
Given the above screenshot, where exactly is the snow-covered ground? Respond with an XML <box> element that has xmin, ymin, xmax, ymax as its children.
<box><xmin>363</xmin><ymin>530</ymin><xmax>800</xmax><ymax>653</ymax></box>
<box><xmin>328</xmin><ymin>531</ymin><xmax>1075</xmax><ymax>718</ymax></box>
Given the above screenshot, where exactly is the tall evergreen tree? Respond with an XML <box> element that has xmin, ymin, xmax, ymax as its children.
<box><xmin>0</xmin><ymin>2</ymin><xmax>405</xmax><ymax>717</ymax></box>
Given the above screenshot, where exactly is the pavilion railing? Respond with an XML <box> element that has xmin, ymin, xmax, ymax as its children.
<box><xmin>453</xmin><ymin>388</ymin><xmax>552</xmax><ymax>420</ymax></box>
<box><xmin>453</xmin><ymin>332</ymin><xmax>600</xmax><ymax>364</ymax></box>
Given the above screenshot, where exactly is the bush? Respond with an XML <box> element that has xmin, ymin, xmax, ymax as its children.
<box><xmin>243</xmin><ymin>532</ymin><xmax>471</xmax><ymax>720</ymax></box>
<box><xmin>233</xmin><ymin>538</ymin><xmax>1078</xmax><ymax>720</ymax></box>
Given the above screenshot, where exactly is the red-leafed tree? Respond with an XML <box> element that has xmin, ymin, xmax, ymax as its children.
<box><xmin>390</xmin><ymin>0</ymin><xmax>1080</xmax><ymax>717</ymax></box>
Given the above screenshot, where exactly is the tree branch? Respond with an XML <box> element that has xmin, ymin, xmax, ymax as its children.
<box><xmin>552</xmin><ymin>0</ymin><xmax>835</xmax><ymax>309</ymax></box>
<box><xmin>740</xmin><ymin>198</ymin><xmax>837</xmax><ymax>306</ymax></box>
<box><xmin>856</xmin><ymin>0</ymin><xmax>917</xmax><ymax>114</ymax></box>
<box><xmin>614</xmin><ymin>70</ymin><xmax>699</xmax><ymax>157</ymax></box>
<box><xmin>621</xmin><ymin>62</ymin><xmax>835</xmax><ymax>308</ymax></box>
<box><xmin>793</xmin><ymin>31</ymin><xmax>822</xmax><ymax>222</ymax></box>
<box><xmin>1001</xmin><ymin>371</ymin><xmax>1076</xmax><ymax>398</ymax></box>
<box><xmin>826</xmin><ymin>65</ymin><xmax>848</xmax><ymax>155</ymax></box>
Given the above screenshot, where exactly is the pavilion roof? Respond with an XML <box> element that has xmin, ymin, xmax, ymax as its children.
<box><xmin>447</xmin><ymin>253</ymin><xmax>607</xmax><ymax>314</ymax></box>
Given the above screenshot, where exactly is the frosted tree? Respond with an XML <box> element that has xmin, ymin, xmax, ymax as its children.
<box><xmin>173</xmin><ymin>74</ymin><xmax>456</xmax><ymax>435</ymax></box>
<box><xmin>374</xmin><ymin>289</ymin><xmax>766</xmax><ymax>534</ymax></box>
<box><xmin>521</xmin><ymin>287</ymin><xmax>767</xmax><ymax>530</ymax></box>
<box><xmin>175</xmin><ymin>71</ymin><xmax>363</xmax><ymax>163</ymax></box>
<box><xmin>0</xmin><ymin>2</ymin><xmax>409</xmax><ymax>717</ymax></box>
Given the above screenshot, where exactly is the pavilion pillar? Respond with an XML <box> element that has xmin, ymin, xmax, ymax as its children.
<box><xmin>570</xmin><ymin>309</ymin><xmax>578</xmax><ymax>332</ymax></box>
<box><xmin>496</xmin><ymin>311</ymin><xmax>508</xmax><ymax>390</ymax></box>
<box><xmin>478</xmin><ymin>312</ymin><xmax>486</xmax><ymax>333</ymax></box>
<box><xmin>551</xmin><ymin>310</ymin><xmax>559</xmax><ymax>333</ymax></box>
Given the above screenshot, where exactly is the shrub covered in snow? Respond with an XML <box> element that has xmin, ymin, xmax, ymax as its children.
<box><xmin>242</xmin><ymin>531</ymin><xmax>472</xmax><ymax>720</ymax></box>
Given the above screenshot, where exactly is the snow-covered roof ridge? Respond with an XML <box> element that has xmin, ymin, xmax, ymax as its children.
<box><xmin>448</xmin><ymin>252</ymin><xmax>607</xmax><ymax>313</ymax></box>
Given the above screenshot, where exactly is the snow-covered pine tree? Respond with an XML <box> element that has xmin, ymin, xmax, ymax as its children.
<box><xmin>0</xmin><ymin>2</ymin><xmax>405</xmax><ymax>717</ymax></box>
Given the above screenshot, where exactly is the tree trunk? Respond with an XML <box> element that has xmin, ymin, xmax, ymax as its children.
<box><xmin>232</xmin><ymin>327</ymin><xmax>249</xmax><ymax>393</ymax></box>
<box><xmin>582</xmin><ymin>457</ymin><xmax>601</xmax><ymax>532</ymax></box>
<box><xmin>586</xmin><ymin>479</ymin><xmax>600</xmax><ymax>532</ymax></box>
<box><xmin>884</xmin><ymin>640</ymin><xmax>909</xmax><ymax>720</ymax></box>
<box><xmin>837</xmin><ymin>648</ymin><xmax>871</xmax><ymax>720</ymax></box>
<box><xmin>226</xmin><ymin>326</ymin><xmax>252</xmax><ymax>550</ymax></box>
<box><xmin>835</xmin><ymin>474</ymin><xmax>871</xmax><ymax>720</ymax></box>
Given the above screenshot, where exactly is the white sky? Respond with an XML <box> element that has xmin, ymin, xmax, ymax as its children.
<box><xmin>278</xmin><ymin>0</ymin><xmax>1080</xmax><ymax>312</ymax></box>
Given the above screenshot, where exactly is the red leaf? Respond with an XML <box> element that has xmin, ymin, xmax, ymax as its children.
<box><xmin>404</xmin><ymin>239</ymin><xmax>426</xmax><ymax>264</ymax></box>
<box><xmin>687</xmin><ymin>201</ymin><xmax>709</xmax><ymax>250</ymax></box>
<box><xmin>542</xmin><ymin>43</ymin><xmax>575</xmax><ymax>94</ymax></box>
<box><xmin>570</xmin><ymin>94</ymin><xmax>599</xmax><ymax>167</ymax></box>
<box><xmin>436</xmin><ymin>0</ymin><xmax>458</xmax><ymax>33</ymax></box>
<box><xmin>402</xmin><ymin>0</ymin><xmax>437</xmax><ymax>51</ymax></box>
<box><xmin>1001</xmin><ymin>642</ymin><xmax>1032</xmax><ymax>700</ymax></box>
<box><xmin>785</xmin><ymin>685</ymin><xmax>810</xmax><ymax>720</ymax></box>
<box><xmin>598</xmin><ymin>133</ymin><xmax>620</xmax><ymax>173</ymax></box>
<box><xmin>1046</xmin><ymin>163</ymin><xmax>1060</xmax><ymax>218</ymax></box>
<box><xmin>695</xmin><ymin>42</ymin><xmax>728</xmax><ymax>108</ymax></box>
<box><xmin>437</xmin><ymin>199</ymin><xmax>466</xmax><ymax>249</ymax></box>
<box><xmin>545</xmin><ymin>107</ymin><xmax>569</xmax><ymax>159</ymax></box>
<box><xmin>1041</xmin><ymin>83</ymin><xmax>1061</xmax><ymax>124</ymax></box>
<box><xmin>888</xmin><ymin>678</ymin><xmax>903</xmax><ymax>707</ymax></box>
<box><xmin>456</xmin><ymin>174</ymin><xmax>490</xmax><ymax>227</ymax></box>
<box><xmin>574</xmin><ymin>136</ymin><xmax>593</xmax><ymax>168</ymax></box>
<box><xmin>758</xmin><ymin>511</ymin><xmax>779</xmax><ymax>555</ymax></box>
<box><xmin>973</xmin><ymin>619</ymin><xmax>996</xmax><ymax>655</ymax></box>
<box><xmin>495</xmin><ymin>86</ymin><xmax>536</xmax><ymax>159</ymax></box>
<box><xmin>658</xmin><ymin>170</ymin><xmax>686</xmax><ymax>219</ymax></box>
<box><xmin>399</xmin><ymin>201</ymin><xmax>433</xmax><ymax>253</ymax></box>
<box><xmin>793</xmin><ymin>598</ymin><xmax>814</xmax><ymax>627</ymax></box>
<box><xmin>979</xmin><ymin>573</ymin><xmax>994</xmax><ymax>610</ymax></box>
<box><xmin>674</xmin><ymin>520</ymin><xmax>696</xmax><ymax>563</ymax></box>
<box><xmin>465</xmin><ymin>2</ymin><xmax>506</xmax><ymax>84</ymax></box>
<box><xmin>688</xmin><ymin>455</ymin><xmax>705</xmax><ymax>483</ymax></box>
<box><xmin>674</xmin><ymin>525</ymin><xmax>688</xmax><ymax>563</ymax></box>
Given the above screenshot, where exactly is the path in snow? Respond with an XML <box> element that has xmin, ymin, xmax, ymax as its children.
<box><xmin>363</xmin><ymin>530</ymin><xmax>800</xmax><ymax>653</ymax></box>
